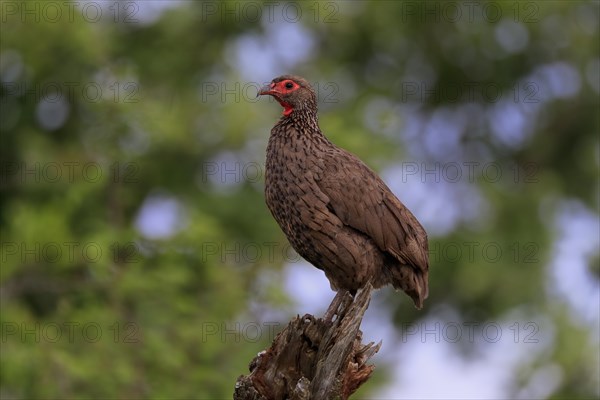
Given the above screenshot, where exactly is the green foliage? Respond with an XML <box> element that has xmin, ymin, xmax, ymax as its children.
<box><xmin>1</xmin><ymin>1</ymin><xmax>598</xmax><ymax>399</ymax></box>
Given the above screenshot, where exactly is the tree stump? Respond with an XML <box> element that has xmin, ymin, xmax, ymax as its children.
<box><xmin>234</xmin><ymin>283</ymin><xmax>381</xmax><ymax>400</ymax></box>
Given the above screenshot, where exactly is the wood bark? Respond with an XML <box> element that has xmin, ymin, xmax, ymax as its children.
<box><xmin>234</xmin><ymin>284</ymin><xmax>381</xmax><ymax>400</ymax></box>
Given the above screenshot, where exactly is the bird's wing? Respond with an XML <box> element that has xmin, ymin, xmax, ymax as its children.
<box><xmin>314</xmin><ymin>149</ymin><xmax>429</xmax><ymax>272</ymax></box>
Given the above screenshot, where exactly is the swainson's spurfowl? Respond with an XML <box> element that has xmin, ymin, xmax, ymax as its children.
<box><xmin>258</xmin><ymin>75</ymin><xmax>429</xmax><ymax>308</ymax></box>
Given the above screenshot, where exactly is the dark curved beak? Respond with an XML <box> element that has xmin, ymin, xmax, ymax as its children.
<box><xmin>257</xmin><ymin>83</ymin><xmax>275</xmax><ymax>98</ymax></box>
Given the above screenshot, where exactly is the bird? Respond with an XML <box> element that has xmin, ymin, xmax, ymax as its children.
<box><xmin>257</xmin><ymin>75</ymin><xmax>429</xmax><ymax>308</ymax></box>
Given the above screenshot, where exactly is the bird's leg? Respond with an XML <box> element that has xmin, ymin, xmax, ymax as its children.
<box><xmin>323</xmin><ymin>290</ymin><xmax>352</xmax><ymax>322</ymax></box>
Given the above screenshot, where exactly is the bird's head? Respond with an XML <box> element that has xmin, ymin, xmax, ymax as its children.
<box><xmin>257</xmin><ymin>75</ymin><xmax>317</xmax><ymax>117</ymax></box>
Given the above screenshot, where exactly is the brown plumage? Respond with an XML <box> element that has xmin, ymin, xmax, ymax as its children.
<box><xmin>258</xmin><ymin>75</ymin><xmax>429</xmax><ymax>308</ymax></box>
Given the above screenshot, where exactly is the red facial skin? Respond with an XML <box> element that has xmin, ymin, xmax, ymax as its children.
<box><xmin>258</xmin><ymin>79</ymin><xmax>301</xmax><ymax>116</ymax></box>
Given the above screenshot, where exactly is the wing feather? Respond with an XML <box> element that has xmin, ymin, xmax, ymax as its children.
<box><xmin>315</xmin><ymin>149</ymin><xmax>429</xmax><ymax>275</ymax></box>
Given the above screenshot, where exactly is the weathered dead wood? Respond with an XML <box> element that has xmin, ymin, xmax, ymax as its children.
<box><xmin>234</xmin><ymin>283</ymin><xmax>381</xmax><ymax>400</ymax></box>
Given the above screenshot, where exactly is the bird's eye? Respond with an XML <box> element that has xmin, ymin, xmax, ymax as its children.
<box><xmin>285</xmin><ymin>82</ymin><xmax>294</xmax><ymax>89</ymax></box>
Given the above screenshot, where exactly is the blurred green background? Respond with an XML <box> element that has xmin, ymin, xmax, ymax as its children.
<box><xmin>1</xmin><ymin>1</ymin><xmax>599</xmax><ymax>399</ymax></box>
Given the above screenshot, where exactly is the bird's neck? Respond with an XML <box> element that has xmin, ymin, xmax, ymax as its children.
<box><xmin>277</xmin><ymin>108</ymin><xmax>321</xmax><ymax>136</ymax></box>
<box><xmin>268</xmin><ymin>111</ymin><xmax>332</xmax><ymax>155</ymax></box>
